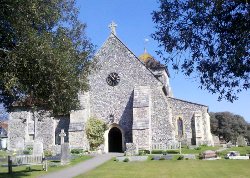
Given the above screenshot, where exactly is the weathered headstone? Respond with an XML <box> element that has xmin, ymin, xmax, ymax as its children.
<box><xmin>59</xmin><ymin>129</ymin><xmax>66</xmax><ymax>145</ymax></box>
<box><xmin>237</xmin><ymin>135</ymin><xmax>247</xmax><ymax>147</ymax></box>
<box><xmin>212</xmin><ymin>135</ymin><xmax>220</xmax><ymax>146</ymax></box>
<box><xmin>184</xmin><ymin>154</ymin><xmax>196</xmax><ymax>160</ymax></box>
<box><xmin>61</xmin><ymin>143</ymin><xmax>70</xmax><ymax>165</ymax></box>
<box><xmin>33</xmin><ymin>140</ymin><xmax>43</xmax><ymax>156</ymax></box>
<box><xmin>125</xmin><ymin>143</ymin><xmax>138</xmax><ymax>156</ymax></box>
<box><xmin>226</xmin><ymin>141</ymin><xmax>233</xmax><ymax>148</ymax></box>
<box><xmin>202</xmin><ymin>150</ymin><xmax>217</xmax><ymax>159</ymax></box>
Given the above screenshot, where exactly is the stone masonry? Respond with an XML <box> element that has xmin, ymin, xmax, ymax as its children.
<box><xmin>8</xmin><ymin>26</ymin><xmax>214</xmax><ymax>152</ymax></box>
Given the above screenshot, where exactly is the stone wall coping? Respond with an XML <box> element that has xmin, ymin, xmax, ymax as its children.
<box><xmin>168</xmin><ymin>97</ymin><xmax>208</xmax><ymax>108</ymax></box>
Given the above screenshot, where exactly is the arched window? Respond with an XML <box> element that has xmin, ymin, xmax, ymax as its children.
<box><xmin>177</xmin><ymin>118</ymin><xmax>183</xmax><ymax>137</ymax></box>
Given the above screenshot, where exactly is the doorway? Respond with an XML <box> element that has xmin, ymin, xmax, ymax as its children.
<box><xmin>108</xmin><ymin>127</ymin><xmax>123</xmax><ymax>152</ymax></box>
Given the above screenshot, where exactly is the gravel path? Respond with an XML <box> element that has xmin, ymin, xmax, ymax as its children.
<box><xmin>39</xmin><ymin>153</ymin><xmax>122</xmax><ymax>178</ymax></box>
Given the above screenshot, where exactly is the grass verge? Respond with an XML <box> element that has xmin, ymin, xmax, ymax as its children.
<box><xmin>76</xmin><ymin>159</ymin><xmax>250</xmax><ymax>178</ymax></box>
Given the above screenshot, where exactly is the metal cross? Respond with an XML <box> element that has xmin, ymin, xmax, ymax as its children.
<box><xmin>59</xmin><ymin>129</ymin><xmax>66</xmax><ymax>145</ymax></box>
<box><xmin>109</xmin><ymin>21</ymin><xmax>117</xmax><ymax>35</ymax></box>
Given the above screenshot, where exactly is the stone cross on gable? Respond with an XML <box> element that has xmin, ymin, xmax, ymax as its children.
<box><xmin>59</xmin><ymin>129</ymin><xmax>66</xmax><ymax>145</ymax></box>
<box><xmin>109</xmin><ymin>21</ymin><xmax>117</xmax><ymax>35</ymax></box>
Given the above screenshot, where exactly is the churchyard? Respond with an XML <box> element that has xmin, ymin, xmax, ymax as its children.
<box><xmin>0</xmin><ymin>145</ymin><xmax>250</xmax><ymax>178</ymax></box>
<box><xmin>0</xmin><ymin>149</ymin><xmax>92</xmax><ymax>178</ymax></box>
<box><xmin>78</xmin><ymin>145</ymin><xmax>250</xmax><ymax>178</ymax></box>
<box><xmin>78</xmin><ymin>159</ymin><xmax>250</xmax><ymax>178</ymax></box>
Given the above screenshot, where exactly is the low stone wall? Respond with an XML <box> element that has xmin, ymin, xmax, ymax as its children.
<box><xmin>116</xmin><ymin>156</ymin><xmax>148</xmax><ymax>162</ymax></box>
<box><xmin>228</xmin><ymin>156</ymin><xmax>249</xmax><ymax>160</ymax></box>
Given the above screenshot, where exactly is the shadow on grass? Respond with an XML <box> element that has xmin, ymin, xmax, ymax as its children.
<box><xmin>0</xmin><ymin>168</ymin><xmax>42</xmax><ymax>178</ymax></box>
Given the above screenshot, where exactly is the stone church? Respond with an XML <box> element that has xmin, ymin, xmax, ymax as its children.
<box><xmin>8</xmin><ymin>23</ymin><xmax>214</xmax><ymax>153</ymax></box>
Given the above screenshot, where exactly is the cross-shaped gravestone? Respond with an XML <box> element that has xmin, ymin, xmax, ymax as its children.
<box><xmin>109</xmin><ymin>21</ymin><xmax>117</xmax><ymax>35</ymax></box>
<box><xmin>59</xmin><ymin>129</ymin><xmax>66</xmax><ymax>145</ymax></box>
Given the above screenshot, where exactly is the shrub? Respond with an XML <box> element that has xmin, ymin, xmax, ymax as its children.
<box><xmin>123</xmin><ymin>158</ymin><xmax>129</xmax><ymax>162</ymax></box>
<box><xmin>177</xmin><ymin>155</ymin><xmax>184</xmax><ymax>160</ymax></box>
<box><xmin>198</xmin><ymin>153</ymin><xmax>203</xmax><ymax>160</ymax></box>
<box><xmin>139</xmin><ymin>150</ymin><xmax>150</xmax><ymax>155</ymax></box>
<box><xmin>166</xmin><ymin>150</ymin><xmax>179</xmax><ymax>154</ymax></box>
<box><xmin>25</xmin><ymin>166</ymin><xmax>32</xmax><ymax>172</ymax></box>
<box><xmin>71</xmin><ymin>149</ymin><xmax>84</xmax><ymax>154</ymax></box>
<box><xmin>86</xmin><ymin>117</ymin><xmax>107</xmax><ymax>150</ymax></box>
<box><xmin>23</xmin><ymin>149</ymin><xmax>32</xmax><ymax>155</ymax></box>
<box><xmin>194</xmin><ymin>146</ymin><xmax>201</xmax><ymax>150</ymax></box>
<box><xmin>151</xmin><ymin>150</ymin><xmax>163</xmax><ymax>154</ymax></box>
<box><xmin>200</xmin><ymin>144</ymin><xmax>208</xmax><ymax>147</ymax></box>
<box><xmin>147</xmin><ymin>155</ymin><xmax>153</xmax><ymax>160</ymax></box>
<box><xmin>44</xmin><ymin>150</ymin><xmax>53</xmax><ymax>157</ymax></box>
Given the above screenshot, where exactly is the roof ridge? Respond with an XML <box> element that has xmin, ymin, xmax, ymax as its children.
<box><xmin>168</xmin><ymin>97</ymin><xmax>208</xmax><ymax>107</ymax></box>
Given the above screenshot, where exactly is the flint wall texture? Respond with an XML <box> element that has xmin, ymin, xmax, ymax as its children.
<box><xmin>87</xmin><ymin>34</ymin><xmax>176</xmax><ymax>148</ymax></box>
<box><xmin>167</xmin><ymin>97</ymin><xmax>212</xmax><ymax>145</ymax></box>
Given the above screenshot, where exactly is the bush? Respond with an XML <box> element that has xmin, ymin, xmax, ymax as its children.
<box><xmin>151</xmin><ymin>150</ymin><xmax>163</xmax><ymax>154</ymax></box>
<box><xmin>123</xmin><ymin>158</ymin><xmax>129</xmax><ymax>162</ymax></box>
<box><xmin>147</xmin><ymin>155</ymin><xmax>153</xmax><ymax>160</ymax></box>
<box><xmin>139</xmin><ymin>150</ymin><xmax>150</xmax><ymax>155</ymax></box>
<box><xmin>23</xmin><ymin>149</ymin><xmax>32</xmax><ymax>155</ymax></box>
<box><xmin>177</xmin><ymin>155</ymin><xmax>184</xmax><ymax>160</ymax></box>
<box><xmin>25</xmin><ymin>166</ymin><xmax>32</xmax><ymax>172</ymax></box>
<box><xmin>198</xmin><ymin>153</ymin><xmax>203</xmax><ymax>160</ymax></box>
<box><xmin>86</xmin><ymin>117</ymin><xmax>107</xmax><ymax>150</ymax></box>
<box><xmin>166</xmin><ymin>150</ymin><xmax>179</xmax><ymax>154</ymax></box>
<box><xmin>71</xmin><ymin>149</ymin><xmax>84</xmax><ymax>154</ymax></box>
<box><xmin>194</xmin><ymin>146</ymin><xmax>201</xmax><ymax>150</ymax></box>
<box><xmin>44</xmin><ymin>150</ymin><xmax>53</xmax><ymax>157</ymax></box>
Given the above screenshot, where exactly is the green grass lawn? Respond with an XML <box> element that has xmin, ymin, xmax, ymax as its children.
<box><xmin>181</xmin><ymin>146</ymin><xmax>220</xmax><ymax>154</ymax></box>
<box><xmin>76</xmin><ymin>159</ymin><xmax>250</xmax><ymax>178</ymax></box>
<box><xmin>220</xmin><ymin>146</ymin><xmax>250</xmax><ymax>155</ymax></box>
<box><xmin>0</xmin><ymin>155</ymin><xmax>92</xmax><ymax>178</ymax></box>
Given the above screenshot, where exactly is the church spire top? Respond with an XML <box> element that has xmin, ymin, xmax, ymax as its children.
<box><xmin>109</xmin><ymin>21</ymin><xmax>117</xmax><ymax>35</ymax></box>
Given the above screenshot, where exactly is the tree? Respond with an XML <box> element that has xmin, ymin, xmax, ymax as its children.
<box><xmin>152</xmin><ymin>0</ymin><xmax>250</xmax><ymax>102</ymax></box>
<box><xmin>209</xmin><ymin>112</ymin><xmax>248</xmax><ymax>142</ymax></box>
<box><xmin>85</xmin><ymin>117</ymin><xmax>107</xmax><ymax>150</ymax></box>
<box><xmin>0</xmin><ymin>0</ymin><xmax>94</xmax><ymax>115</ymax></box>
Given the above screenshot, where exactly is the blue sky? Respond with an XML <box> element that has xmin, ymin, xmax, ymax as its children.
<box><xmin>78</xmin><ymin>0</ymin><xmax>250</xmax><ymax>122</ymax></box>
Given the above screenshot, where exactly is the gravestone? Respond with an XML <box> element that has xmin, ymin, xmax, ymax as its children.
<box><xmin>33</xmin><ymin>140</ymin><xmax>43</xmax><ymax>156</ymax></box>
<box><xmin>202</xmin><ymin>150</ymin><xmax>217</xmax><ymax>159</ymax></box>
<box><xmin>59</xmin><ymin>129</ymin><xmax>66</xmax><ymax>145</ymax></box>
<box><xmin>125</xmin><ymin>143</ymin><xmax>138</xmax><ymax>156</ymax></box>
<box><xmin>237</xmin><ymin>135</ymin><xmax>247</xmax><ymax>147</ymax></box>
<box><xmin>59</xmin><ymin>129</ymin><xmax>70</xmax><ymax>165</ymax></box>
<box><xmin>226</xmin><ymin>141</ymin><xmax>233</xmax><ymax>148</ymax></box>
<box><xmin>184</xmin><ymin>154</ymin><xmax>196</xmax><ymax>160</ymax></box>
<box><xmin>61</xmin><ymin>143</ymin><xmax>70</xmax><ymax>165</ymax></box>
<box><xmin>212</xmin><ymin>135</ymin><xmax>220</xmax><ymax>146</ymax></box>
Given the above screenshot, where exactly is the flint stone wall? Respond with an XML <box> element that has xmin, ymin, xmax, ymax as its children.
<box><xmin>8</xmin><ymin>109</ymin><xmax>55</xmax><ymax>150</ymax></box>
<box><xmin>88</xmin><ymin>34</ymin><xmax>163</xmax><ymax>144</ymax></box>
<box><xmin>88</xmin><ymin>34</ymin><xmax>175</xmax><ymax>147</ymax></box>
<box><xmin>8</xmin><ymin>111</ymin><xmax>27</xmax><ymax>150</ymax></box>
<box><xmin>168</xmin><ymin>98</ymin><xmax>213</xmax><ymax>145</ymax></box>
